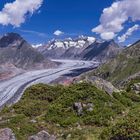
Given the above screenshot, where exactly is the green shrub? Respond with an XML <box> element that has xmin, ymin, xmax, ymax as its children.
<box><xmin>0</xmin><ymin>83</ymin><xmax>140</xmax><ymax>139</ymax></box>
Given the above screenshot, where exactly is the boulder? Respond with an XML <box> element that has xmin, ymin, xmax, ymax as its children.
<box><xmin>28</xmin><ymin>130</ymin><xmax>56</xmax><ymax>140</ymax></box>
<box><xmin>0</xmin><ymin>128</ymin><xmax>16</xmax><ymax>140</ymax></box>
<box><xmin>73</xmin><ymin>102</ymin><xmax>83</xmax><ymax>116</ymax></box>
<box><xmin>85</xmin><ymin>103</ymin><xmax>94</xmax><ymax>112</ymax></box>
<box><xmin>131</xmin><ymin>83</ymin><xmax>140</xmax><ymax>94</ymax></box>
<box><xmin>73</xmin><ymin>102</ymin><xmax>94</xmax><ymax>115</ymax></box>
<box><xmin>87</xmin><ymin>76</ymin><xmax>119</xmax><ymax>95</ymax></box>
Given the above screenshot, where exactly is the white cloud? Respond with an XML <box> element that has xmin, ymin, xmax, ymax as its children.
<box><xmin>92</xmin><ymin>0</ymin><xmax>140</xmax><ymax>40</ymax></box>
<box><xmin>118</xmin><ymin>24</ymin><xmax>139</xmax><ymax>42</ymax></box>
<box><xmin>101</xmin><ymin>32</ymin><xmax>116</xmax><ymax>40</ymax></box>
<box><xmin>54</xmin><ymin>30</ymin><xmax>64</xmax><ymax>36</ymax></box>
<box><xmin>0</xmin><ymin>0</ymin><xmax>43</xmax><ymax>27</ymax></box>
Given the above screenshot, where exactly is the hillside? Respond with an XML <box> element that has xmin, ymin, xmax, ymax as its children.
<box><xmin>0</xmin><ymin>33</ymin><xmax>55</xmax><ymax>70</ymax></box>
<box><xmin>81</xmin><ymin>40</ymin><xmax>121</xmax><ymax>62</ymax></box>
<box><xmin>0</xmin><ymin>81</ymin><xmax>140</xmax><ymax>139</ymax></box>
<box><xmin>0</xmin><ymin>33</ymin><xmax>57</xmax><ymax>80</ymax></box>
<box><xmin>87</xmin><ymin>40</ymin><xmax>140</xmax><ymax>86</ymax></box>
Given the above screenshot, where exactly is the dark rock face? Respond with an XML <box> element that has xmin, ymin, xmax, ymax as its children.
<box><xmin>0</xmin><ymin>33</ymin><xmax>23</xmax><ymax>48</ymax></box>
<box><xmin>28</xmin><ymin>130</ymin><xmax>56</xmax><ymax>140</ymax></box>
<box><xmin>82</xmin><ymin>40</ymin><xmax>121</xmax><ymax>62</ymax></box>
<box><xmin>0</xmin><ymin>128</ymin><xmax>16</xmax><ymax>140</ymax></box>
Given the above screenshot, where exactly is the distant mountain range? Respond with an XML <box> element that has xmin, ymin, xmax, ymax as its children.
<box><xmin>0</xmin><ymin>33</ymin><xmax>122</xmax><ymax>66</ymax></box>
<box><xmin>0</xmin><ymin>32</ymin><xmax>124</xmax><ymax>80</ymax></box>
<box><xmin>37</xmin><ymin>36</ymin><xmax>121</xmax><ymax>62</ymax></box>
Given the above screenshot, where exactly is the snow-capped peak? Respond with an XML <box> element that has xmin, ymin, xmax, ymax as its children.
<box><xmin>32</xmin><ymin>43</ymin><xmax>43</xmax><ymax>48</ymax></box>
<box><xmin>87</xmin><ymin>37</ymin><xmax>96</xmax><ymax>44</ymax></box>
<box><xmin>44</xmin><ymin>36</ymin><xmax>96</xmax><ymax>50</ymax></box>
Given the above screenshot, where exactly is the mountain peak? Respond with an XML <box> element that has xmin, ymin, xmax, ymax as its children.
<box><xmin>106</xmin><ymin>39</ymin><xmax>120</xmax><ymax>48</ymax></box>
<box><xmin>3</xmin><ymin>33</ymin><xmax>23</xmax><ymax>41</ymax></box>
<box><xmin>0</xmin><ymin>32</ymin><xmax>24</xmax><ymax>48</ymax></box>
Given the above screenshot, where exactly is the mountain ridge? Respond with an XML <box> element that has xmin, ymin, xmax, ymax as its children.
<box><xmin>37</xmin><ymin>36</ymin><xmax>121</xmax><ymax>62</ymax></box>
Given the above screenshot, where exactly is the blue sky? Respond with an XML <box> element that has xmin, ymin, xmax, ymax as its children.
<box><xmin>0</xmin><ymin>0</ymin><xmax>140</xmax><ymax>45</ymax></box>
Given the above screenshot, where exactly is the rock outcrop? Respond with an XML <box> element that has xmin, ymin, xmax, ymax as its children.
<box><xmin>73</xmin><ymin>102</ymin><xmax>94</xmax><ymax>116</ymax></box>
<box><xmin>77</xmin><ymin>76</ymin><xmax>119</xmax><ymax>95</ymax></box>
<box><xmin>28</xmin><ymin>130</ymin><xmax>56</xmax><ymax>140</ymax></box>
<box><xmin>131</xmin><ymin>83</ymin><xmax>140</xmax><ymax>94</ymax></box>
<box><xmin>0</xmin><ymin>128</ymin><xmax>16</xmax><ymax>140</ymax></box>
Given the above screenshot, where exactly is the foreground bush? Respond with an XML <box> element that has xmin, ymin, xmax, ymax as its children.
<box><xmin>0</xmin><ymin>83</ymin><xmax>140</xmax><ymax>139</ymax></box>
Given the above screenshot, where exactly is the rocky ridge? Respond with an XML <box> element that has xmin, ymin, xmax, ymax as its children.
<box><xmin>37</xmin><ymin>36</ymin><xmax>121</xmax><ymax>62</ymax></box>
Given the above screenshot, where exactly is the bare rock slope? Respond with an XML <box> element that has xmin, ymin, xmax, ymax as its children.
<box><xmin>0</xmin><ymin>33</ymin><xmax>56</xmax><ymax>80</ymax></box>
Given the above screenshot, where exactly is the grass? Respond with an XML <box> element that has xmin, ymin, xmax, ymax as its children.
<box><xmin>0</xmin><ymin>82</ymin><xmax>140</xmax><ymax>139</ymax></box>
